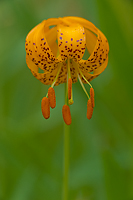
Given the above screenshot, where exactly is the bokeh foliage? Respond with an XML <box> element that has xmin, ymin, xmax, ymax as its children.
<box><xmin>0</xmin><ymin>0</ymin><xmax>133</xmax><ymax>199</ymax></box>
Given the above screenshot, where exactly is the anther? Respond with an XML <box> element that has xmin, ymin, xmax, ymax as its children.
<box><xmin>87</xmin><ymin>99</ymin><xmax>93</xmax><ymax>120</ymax></box>
<box><xmin>62</xmin><ymin>105</ymin><xmax>72</xmax><ymax>125</ymax></box>
<box><xmin>90</xmin><ymin>88</ymin><xmax>95</xmax><ymax>108</ymax></box>
<box><xmin>41</xmin><ymin>97</ymin><xmax>50</xmax><ymax>119</ymax></box>
<box><xmin>48</xmin><ymin>87</ymin><xmax>56</xmax><ymax>108</ymax></box>
<box><xmin>68</xmin><ymin>78</ymin><xmax>72</xmax><ymax>100</ymax></box>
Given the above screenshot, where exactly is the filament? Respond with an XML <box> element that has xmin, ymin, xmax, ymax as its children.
<box><xmin>46</xmin><ymin>63</ymin><xmax>62</xmax><ymax>98</ymax></box>
<box><xmin>78</xmin><ymin>73</ymin><xmax>90</xmax><ymax>99</ymax></box>
<box><xmin>77</xmin><ymin>66</ymin><xmax>93</xmax><ymax>88</ymax></box>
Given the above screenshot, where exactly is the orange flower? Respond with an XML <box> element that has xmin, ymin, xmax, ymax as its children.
<box><xmin>25</xmin><ymin>17</ymin><xmax>109</xmax><ymax>125</ymax></box>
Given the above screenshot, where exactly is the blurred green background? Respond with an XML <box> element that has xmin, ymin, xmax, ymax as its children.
<box><xmin>0</xmin><ymin>0</ymin><xmax>133</xmax><ymax>199</ymax></box>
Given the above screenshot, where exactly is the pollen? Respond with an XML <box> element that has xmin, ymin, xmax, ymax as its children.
<box><xmin>48</xmin><ymin>87</ymin><xmax>56</xmax><ymax>108</ymax></box>
<box><xmin>87</xmin><ymin>99</ymin><xmax>93</xmax><ymax>120</ymax></box>
<box><xmin>62</xmin><ymin>105</ymin><xmax>72</xmax><ymax>125</ymax></box>
<box><xmin>90</xmin><ymin>88</ymin><xmax>95</xmax><ymax>108</ymax></box>
<box><xmin>41</xmin><ymin>97</ymin><xmax>50</xmax><ymax>119</ymax></box>
<box><xmin>68</xmin><ymin>78</ymin><xmax>72</xmax><ymax>100</ymax></box>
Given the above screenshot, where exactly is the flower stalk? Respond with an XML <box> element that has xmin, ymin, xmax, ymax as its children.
<box><xmin>63</xmin><ymin>82</ymin><xmax>70</xmax><ymax>200</ymax></box>
<box><xmin>63</xmin><ymin>121</ymin><xmax>70</xmax><ymax>200</ymax></box>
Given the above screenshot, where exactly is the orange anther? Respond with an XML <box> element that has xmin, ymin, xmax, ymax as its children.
<box><xmin>68</xmin><ymin>78</ymin><xmax>72</xmax><ymax>100</ymax></box>
<box><xmin>62</xmin><ymin>105</ymin><xmax>72</xmax><ymax>125</ymax></box>
<box><xmin>87</xmin><ymin>99</ymin><xmax>93</xmax><ymax>120</ymax></box>
<box><xmin>41</xmin><ymin>97</ymin><xmax>50</xmax><ymax>119</ymax></box>
<box><xmin>90</xmin><ymin>88</ymin><xmax>95</xmax><ymax>108</ymax></box>
<box><xmin>48</xmin><ymin>87</ymin><xmax>56</xmax><ymax>108</ymax></box>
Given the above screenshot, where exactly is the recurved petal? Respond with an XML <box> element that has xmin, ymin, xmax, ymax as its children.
<box><xmin>26</xmin><ymin>55</ymin><xmax>67</xmax><ymax>85</ymax></box>
<box><xmin>55</xmin><ymin>62</ymin><xmax>67</xmax><ymax>85</ymax></box>
<box><xmin>62</xmin><ymin>16</ymin><xmax>98</xmax><ymax>35</ymax></box>
<box><xmin>25</xmin><ymin>22</ymin><xmax>62</xmax><ymax>73</ymax></box>
<box><xmin>45</xmin><ymin>18</ymin><xmax>61</xmax><ymax>27</ymax></box>
<box><xmin>25</xmin><ymin>20</ymin><xmax>59</xmax><ymax>66</ymax></box>
<box><xmin>57</xmin><ymin>24</ymin><xmax>86</xmax><ymax>61</ymax></box>
<box><xmin>25</xmin><ymin>22</ymin><xmax>45</xmax><ymax>61</ymax></box>
<box><xmin>79</xmin><ymin>57</ymin><xmax>108</xmax><ymax>83</ymax></box>
<box><xmin>45</xmin><ymin>26</ymin><xmax>58</xmax><ymax>58</ymax></box>
<box><xmin>26</xmin><ymin>54</ymin><xmax>56</xmax><ymax>84</ymax></box>
<box><xmin>33</xmin><ymin>22</ymin><xmax>57</xmax><ymax>61</ymax></box>
<box><xmin>85</xmin><ymin>29</ymin><xmax>97</xmax><ymax>55</ymax></box>
<box><xmin>26</xmin><ymin>52</ymin><xmax>59</xmax><ymax>73</ymax></box>
<box><xmin>78</xmin><ymin>29</ymin><xmax>109</xmax><ymax>74</ymax></box>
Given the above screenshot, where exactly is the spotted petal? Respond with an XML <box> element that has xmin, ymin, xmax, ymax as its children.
<box><xmin>26</xmin><ymin>55</ymin><xmax>68</xmax><ymax>85</ymax></box>
<box><xmin>79</xmin><ymin>57</ymin><xmax>109</xmax><ymax>83</ymax></box>
<box><xmin>25</xmin><ymin>20</ymin><xmax>60</xmax><ymax>73</ymax></box>
<box><xmin>57</xmin><ymin>24</ymin><xmax>86</xmax><ymax>61</ymax></box>
<box><xmin>78</xmin><ymin>29</ymin><xmax>109</xmax><ymax>74</ymax></box>
<box><xmin>62</xmin><ymin>17</ymin><xmax>99</xmax><ymax>35</ymax></box>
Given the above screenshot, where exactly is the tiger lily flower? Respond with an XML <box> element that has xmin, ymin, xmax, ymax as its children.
<box><xmin>25</xmin><ymin>17</ymin><xmax>109</xmax><ymax>125</ymax></box>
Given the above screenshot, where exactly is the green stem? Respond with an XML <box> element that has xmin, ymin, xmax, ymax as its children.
<box><xmin>63</xmin><ymin>83</ymin><xmax>70</xmax><ymax>200</ymax></box>
<box><xmin>63</xmin><ymin>123</ymin><xmax>69</xmax><ymax>200</ymax></box>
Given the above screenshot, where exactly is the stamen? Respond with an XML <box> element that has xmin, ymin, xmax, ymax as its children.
<box><xmin>90</xmin><ymin>88</ymin><xmax>95</xmax><ymax>108</ymax></box>
<box><xmin>68</xmin><ymin>78</ymin><xmax>72</xmax><ymax>100</ymax></box>
<box><xmin>48</xmin><ymin>87</ymin><xmax>56</xmax><ymax>108</ymax></box>
<box><xmin>77</xmin><ymin>66</ymin><xmax>93</xmax><ymax>88</ymax></box>
<box><xmin>77</xmin><ymin>67</ymin><xmax>95</xmax><ymax>107</ymax></box>
<box><xmin>78</xmin><ymin>73</ymin><xmax>90</xmax><ymax>99</ymax></box>
<box><xmin>62</xmin><ymin>105</ymin><xmax>72</xmax><ymax>125</ymax></box>
<box><xmin>46</xmin><ymin>64</ymin><xmax>62</xmax><ymax>98</ymax></box>
<box><xmin>87</xmin><ymin>99</ymin><xmax>93</xmax><ymax>120</ymax></box>
<box><xmin>51</xmin><ymin>63</ymin><xmax>62</xmax><ymax>87</ymax></box>
<box><xmin>41</xmin><ymin>97</ymin><xmax>50</xmax><ymax>119</ymax></box>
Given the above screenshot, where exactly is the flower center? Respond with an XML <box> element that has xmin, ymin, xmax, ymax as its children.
<box><xmin>57</xmin><ymin>24</ymin><xmax>86</xmax><ymax>61</ymax></box>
